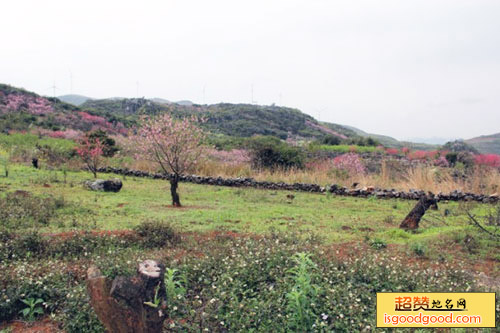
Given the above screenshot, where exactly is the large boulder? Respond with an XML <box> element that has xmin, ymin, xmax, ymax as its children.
<box><xmin>84</xmin><ymin>178</ymin><xmax>123</xmax><ymax>192</ymax></box>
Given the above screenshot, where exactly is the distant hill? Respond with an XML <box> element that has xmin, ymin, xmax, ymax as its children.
<box><xmin>150</xmin><ymin>97</ymin><xmax>171</xmax><ymax>105</ymax></box>
<box><xmin>81</xmin><ymin>98</ymin><xmax>353</xmax><ymax>140</ymax></box>
<box><xmin>1</xmin><ymin>83</ymin><xmax>447</xmax><ymax>150</ymax></box>
<box><xmin>340</xmin><ymin>125</ymin><xmax>438</xmax><ymax>150</ymax></box>
<box><xmin>405</xmin><ymin>137</ymin><xmax>456</xmax><ymax>145</ymax></box>
<box><xmin>0</xmin><ymin>84</ymin><xmax>126</xmax><ymax>135</ymax></box>
<box><xmin>466</xmin><ymin>133</ymin><xmax>500</xmax><ymax>154</ymax></box>
<box><xmin>176</xmin><ymin>100</ymin><xmax>193</xmax><ymax>106</ymax></box>
<box><xmin>57</xmin><ymin>94</ymin><xmax>92</xmax><ymax>106</ymax></box>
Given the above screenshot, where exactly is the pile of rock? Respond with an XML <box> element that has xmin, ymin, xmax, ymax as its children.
<box><xmin>97</xmin><ymin>167</ymin><xmax>498</xmax><ymax>204</ymax></box>
<box><xmin>327</xmin><ymin>185</ymin><xmax>498</xmax><ymax>203</ymax></box>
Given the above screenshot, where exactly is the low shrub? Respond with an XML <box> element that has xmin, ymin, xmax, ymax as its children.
<box><xmin>369</xmin><ymin>238</ymin><xmax>387</xmax><ymax>250</ymax></box>
<box><xmin>0</xmin><ymin>231</ymin><xmax>141</xmax><ymax>261</ymax></box>
<box><xmin>0</xmin><ymin>231</ymin><xmax>47</xmax><ymax>261</ymax></box>
<box><xmin>134</xmin><ymin>220</ymin><xmax>180</xmax><ymax>248</ymax></box>
<box><xmin>0</xmin><ymin>192</ymin><xmax>66</xmax><ymax>229</ymax></box>
<box><xmin>411</xmin><ymin>242</ymin><xmax>426</xmax><ymax>257</ymax></box>
<box><xmin>321</xmin><ymin>135</ymin><xmax>341</xmax><ymax>146</ymax></box>
<box><xmin>247</xmin><ymin>136</ymin><xmax>305</xmax><ymax>171</ymax></box>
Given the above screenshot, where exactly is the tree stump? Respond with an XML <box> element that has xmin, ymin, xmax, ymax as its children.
<box><xmin>87</xmin><ymin>260</ymin><xmax>167</xmax><ymax>333</ymax></box>
<box><xmin>399</xmin><ymin>195</ymin><xmax>438</xmax><ymax>230</ymax></box>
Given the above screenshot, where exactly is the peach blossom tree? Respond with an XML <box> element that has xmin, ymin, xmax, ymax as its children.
<box><xmin>76</xmin><ymin>137</ymin><xmax>104</xmax><ymax>178</ymax></box>
<box><xmin>134</xmin><ymin>114</ymin><xmax>206</xmax><ymax>207</ymax></box>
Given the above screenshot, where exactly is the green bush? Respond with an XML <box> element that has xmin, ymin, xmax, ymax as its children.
<box><xmin>134</xmin><ymin>220</ymin><xmax>179</xmax><ymax>248</ymax></box>
<box><xmin>445</xmin><ymin>152</ymin><xmax>458</xmax><ymax>166</ymax></box>
<box><xmin>369</xmin><ymin>238</ymin><xmax>387</xmax><ymax>250</ymax></box>
<box><xmin>321</xmin><ymin>135</ymin><xmax>341</xmax><ymax>146</ymax></box>
<box><xmin>411</xmin><ymin>242</ymin><xmax>426</xmax><ymax>257</ymax></box>
<box><xmin>87</xmin><ymin>130</ymin><xmax>118</xmax><ymax>157</ymax></box>
<box><xmin>247</xmin><ymin>136</ymin><xmax>304</xmax><ymax>170</ymax></box>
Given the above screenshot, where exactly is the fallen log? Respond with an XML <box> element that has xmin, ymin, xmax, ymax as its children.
<box><xmin>400</xmin><ymin>195</ymin><xmax>438</xmax><ymax>230</ymax></box>
<box><xmin>87</xmin><ymin>260</ymin><xmax>167</xmax><ymax>333</ymax></box>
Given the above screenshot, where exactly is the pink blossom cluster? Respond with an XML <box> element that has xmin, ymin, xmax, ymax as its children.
<box><xmin>426</xmin><ymin>150</ymin><xmax>439</xmax><ymax>159</ymax></box>
<box><xmin>0</xmin><ymin>93</ymin><xmax>54</xmax><ymax>115</ymax></box>
<box><xmin>385</xmin><ymin>148</ymin><xmax>399</xmax><ymax>155</ymax></box>
<box><xmin>433</xmin><ymin>156</ymin><xmax>449</xmax><ymax>167</ymax></box>
<box><xmin>407</xmin><ymin>150</ymin><xmax>442</xmax><ymax>161</ymax></box>
<box><xmin>46</xmin><ymin>129</ymin><xmax>81</xmax><ymax>139</ymax></box>
<box><xmin>77</xmin><ymin>111</ymin><xmax>128</xmax><ymax>134</ymax></box>
<box><xmin>408</xmin><ymin>150</ymin><xmax>429</xmax><ymax>160</ymax></box>
<box><xmin>208</xmin><ymin>149</ymin><xmax>251</xmax><ymax>166</ymax></box>
<box><xmin>78</xmin><ymin>112</ymin><xmax>110</xmax><ymax>127</ymax></box>
<box><xmin>333</xmin><ymin>153</ymin><xmax>366</xmax><ymax>175</ymax></box>
<box><xmin>475</xmin><ymin>154</ymin><xmax>500</xmax><ymax>168</ymax></box>
<box><xmin>77</xmin><ymin>137</ymin><xmax>104</xmax><ymax>177</ymax></box>
<box><xmin>76</xmin><ymin>137</ymin><xmax>103</xmax><ymax>158</ymax></box>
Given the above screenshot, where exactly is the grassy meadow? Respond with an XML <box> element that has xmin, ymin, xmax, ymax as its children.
<box><xmin>0</xmin><ymin>162</ymin><xmax>499</xmax><ymax>332</ymax></box>
<box><xmin>1</xmin><ymin>164</ymin><xmax>497</xmax><ymax>253</ymax></box>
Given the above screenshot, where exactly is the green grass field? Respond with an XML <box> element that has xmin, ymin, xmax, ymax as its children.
<box><xmin>313</xmin><ymin>144</ymin><xmax>379</xmax><ymax>153</ymax></box>
<box><xmin>1</xmin><ymin>164</ymin><xmax>498</xmax><ymax>332</ymax></box>
<box><xmin>0</xmin><ymin>133</ymin><xmax>76</xmax><ymax>153</ymax></box>
<box><xmin>1</xmin><ymin>164</ymin><xmax>497</xmax><ymax>261</ymax></box>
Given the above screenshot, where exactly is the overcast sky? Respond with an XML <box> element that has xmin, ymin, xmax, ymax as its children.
<box><xmin>1</xmin><ymin>0</ymin><xmax>499</xmax><ymax>141</ymax></box>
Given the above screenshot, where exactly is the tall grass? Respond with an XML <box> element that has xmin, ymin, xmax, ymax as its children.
<box><xmin>194</xmin><ymin>162</ymin><xmax>500</xmax><ymax>194</ymax></box>
<box><xmin>106</xmin><ymin>153</ymin><xmax>500</xmax><ymax>194</ymax></box>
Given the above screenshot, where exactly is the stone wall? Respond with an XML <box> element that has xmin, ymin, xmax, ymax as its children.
<box><xmin>97</xmin><ymin>167</ymin><xmax>498</xmax><ymax>204</ymax></box>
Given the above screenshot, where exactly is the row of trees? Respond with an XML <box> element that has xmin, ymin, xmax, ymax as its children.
<box><xmin>321</xmin><ymin>135</ymin><xmax>379</xmax><ymax>147</ymax></box>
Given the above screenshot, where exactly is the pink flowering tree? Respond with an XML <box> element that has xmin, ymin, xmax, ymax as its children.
<box><xmin>385</xmin><ymin>148</ymin><xmax>399</xmax><ymax>155</ymax></box>
<box><xmin>475</xmin><ymin>154</ymin><xmax>500</xmax><ymax>168</ymax></box>
<box><xmin>76</xmin><ymin>137</ymin><xmax>104</xmax><ymax>178</ymax></box>
<box><xmin>333</xmin><ymin>153</ymin><xmax>365</xmax><ymax>176</ymax></box>
<box><xmin>133</xmin><ymin>114</ymin><xmax>206</xmax><ymax>207</ymax></box>
<box><xmin>408</xmin><ymin>150</ymin><xmax>428</xmax><ymax>161</ymax></box>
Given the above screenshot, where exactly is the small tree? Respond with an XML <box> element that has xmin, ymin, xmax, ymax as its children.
<box><xmin>76</xmin><ymin>137</ymin><xmax>104</xmax><ymax>178</ymax></box>
<box><xmin>88</xmin><ymin>130</ymin><xmax>119</xmax><ymax>157</ymax></box>
<box><xmin>134</xmin><ymin>114</ymin><xmax>206</xmax><ymax>207</ymax></box>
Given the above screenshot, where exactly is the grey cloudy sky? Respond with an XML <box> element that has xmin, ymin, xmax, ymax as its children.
<box><xmin>1</xmin><ymin>0</ymin><xmax>499</xmax><ymax>141</ymax></box>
